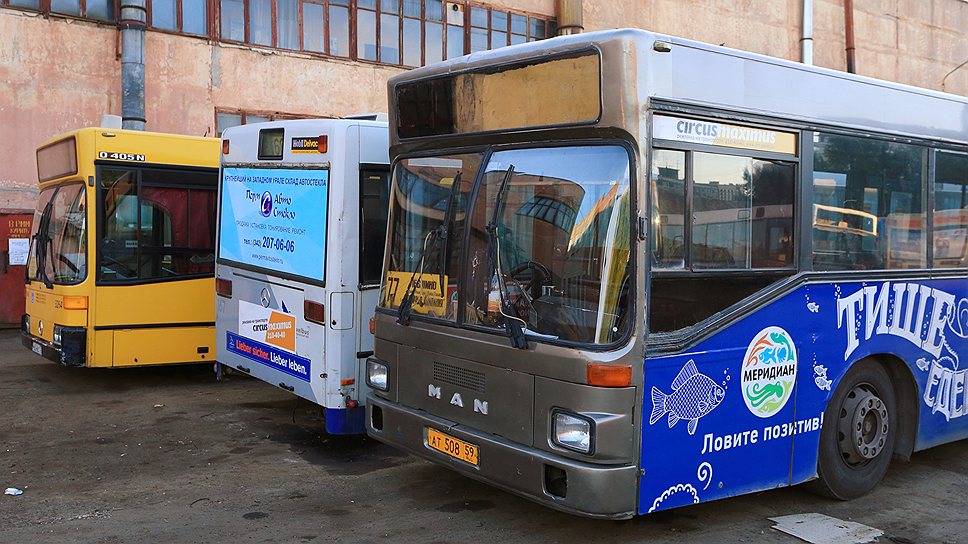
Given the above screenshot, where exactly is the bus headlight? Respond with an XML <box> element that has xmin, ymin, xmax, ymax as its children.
<box><xmin>53</xmin><ymin>325</ymin><xmax>64</xmax><ymax>346</ymax></box>
<box><xmin>23</xmin><ymin>314</ymin><xmax>30</xmax><ymax>334</ymax></box>
<box><xmin>366</xmin><ymin>359</ymin><xmax>389</xmax><ymax>392</ymax></box>
<box><xmin>552</xmin><ymin>410</ymin><xmax>595</xmax><ymax>454</ymax></box>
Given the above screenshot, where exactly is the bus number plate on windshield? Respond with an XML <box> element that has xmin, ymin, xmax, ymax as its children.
<box><xmin>427</xmin><ymin>427</ymin><xmax>479</xmax><ymax>466</ymax></box>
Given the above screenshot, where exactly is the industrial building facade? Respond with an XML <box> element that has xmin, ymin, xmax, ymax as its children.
<box><xmin>1</xmin><ymin>0</ymin><xmax>966</xmax><ymax>209</ymax></box>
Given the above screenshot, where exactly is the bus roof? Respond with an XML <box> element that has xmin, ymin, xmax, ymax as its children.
<box><xmin>220</xmin><ymin>117</ymin><xmax>389</xmax><ymax>140</ymax></box>
<box><xmin>220</xmin><ymin>118</ymin><xmax>389</xmax><ymax>166</ymax></box>
<box><xmin>388</xmin><ymin>28</ymin><xmax>967</xmax><ymax>146</ymax></box>
<box><xmin>37</xmin><ymin>126</ymin><xmax>219</xmax><ymax>174</ymax></box>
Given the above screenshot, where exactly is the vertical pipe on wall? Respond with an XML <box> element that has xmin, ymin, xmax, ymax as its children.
<box><xmin>801</xmin><ymin>0</ymin><xmax>813</xmax><ymax>65</ymax></box>
<box><xmin>556</xmin><ymin>0</ymin><xmax>584</xmax><ymax>35</ymax></box>
<box><xmin>844</xmin><ymin>0</ymin><xmax>856</xmax><ymax>73</ymax></box>
<box><xmin>120</xmin><ymin>0</ymin><xmax>147</xmax><ymax>130</ymax></box>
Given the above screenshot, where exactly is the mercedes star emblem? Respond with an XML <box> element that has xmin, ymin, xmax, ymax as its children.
<box><xmin>260</xmin><ymin>288</ymin><xmax>271</xmax><ymax>308</ymax></box>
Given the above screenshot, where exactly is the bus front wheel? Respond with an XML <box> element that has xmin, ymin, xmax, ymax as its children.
<box><xmin>810</xmin><ymin>360</ymin><xmax>897</xmax><ymax>500</ymax></box>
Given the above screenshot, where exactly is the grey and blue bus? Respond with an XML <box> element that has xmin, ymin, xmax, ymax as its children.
<box><xmin>365</xmin><ymin>29</ymin><xmax>967</xmax><ymax>517</ymax></box>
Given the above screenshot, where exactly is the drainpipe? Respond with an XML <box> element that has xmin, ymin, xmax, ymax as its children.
<box><xmin>119</xmin><ymin>0</ymin><xmax>147</xmax><ymax>130</ymax></box>
<box><xmin>556</xmin><ymin>0</ymin><xmax>583</xmax><ymax>36</ymax></box>
<box><xmin>844</xmin><ymin>0</ymin><xmax>856</xmax><ymax>73</ymax></box>
<box><xmin>801</xmin><ymin>0</ymin><xmax>813</xmax><ymax>65</ymax></box>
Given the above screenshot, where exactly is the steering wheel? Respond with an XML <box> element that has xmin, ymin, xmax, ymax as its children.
<box><xmin>507</xmin><ymin>260</ymin><xmax>554</xmax><ymax>300</ymax></box>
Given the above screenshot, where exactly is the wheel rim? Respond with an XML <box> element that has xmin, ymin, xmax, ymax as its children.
<box><xmin>837</xmin><ymin>383</ymin><xmax>890</xmax><ymax>466</ymax></box>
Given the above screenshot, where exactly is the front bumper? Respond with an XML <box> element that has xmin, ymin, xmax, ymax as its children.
<box><xmin>366</xmin><ymin>394</ymin><xmax>639</xmax><ymax>519</ymax></box>
<box><xmin>21</xmin><ymin>322</ymin><xmax>86</xmax><ymax>367</ymax></box>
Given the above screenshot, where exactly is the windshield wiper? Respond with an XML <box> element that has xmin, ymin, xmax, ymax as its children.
<box><xmin>485</xmin><ymin>165</ymin><xmax>528</xmax><ymax>350</ymax></box>
<box><xmin>32</xmin><ymin>200</ymin><xmax>54</xmax><ymax>289</ymax></box>
<box><xmin>396</xmin><ymin>228</ymin><xmax>441</xmax><ymax>326</ymax></box>
<box><xmin>398</xmin><ymin>171</ymin><xmax>462</xmax><ymax>326</ymax></box>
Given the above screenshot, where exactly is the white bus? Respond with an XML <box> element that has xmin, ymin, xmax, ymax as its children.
<box><xmin>216</xmin><ymin>118</ymin><xmax>389</xmax><ymax>434</ymax></box>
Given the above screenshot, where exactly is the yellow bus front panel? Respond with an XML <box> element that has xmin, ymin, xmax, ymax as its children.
<box><xmin>92</xmin><ymin>277</ymin><xmax>215</xmax><ymax>367</ymax></box>
<box><xmin>110</xmin><ymin>325</ymin><xmax>215</xmax><ymax>367</ymax></box>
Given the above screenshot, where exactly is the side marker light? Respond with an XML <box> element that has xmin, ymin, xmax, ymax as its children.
<box><xmin>586</xmin><ymin>364</ymin><xmax>632</xmax><ymax>387</ymax></box>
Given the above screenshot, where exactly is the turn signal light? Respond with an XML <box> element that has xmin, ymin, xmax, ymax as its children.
<box><xmin>369</xmin><ymin>316</ymin><xmax>375</xmax><ymax>335</ymax></box>
<box><xmin>317</xmin><ymin>135</ymin><xmax>328</xmax><ymax>153</ymax></box>
<box><xmin>222</xmin><ymin>139</ymin><xmax>230</xmax><ymax>155</ymax></box>
<box><xmin>305</xmin><ymin>300</ymin><xmax>325</xmax><ymax>325</ymax></box>
<box><xmin>340</xmin><ymin>378</ymin><xmax>355</xmax><ymax>386</ymax></box>
<box><xmin>62</xmin><ymin>295</ymin><xmax>88</xmax><ymax>310</ymax></box>
<box><xmin>215</xmin><ymin>278</ymin><xmax>232</xmax><ymax>298</ymax></box>
<box><xmin>586</xmin><ymin>364</ymin><xmax>632</xmax><ymax>387</ymax></box>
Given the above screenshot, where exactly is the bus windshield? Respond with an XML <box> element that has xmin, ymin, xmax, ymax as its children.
<box><xmin>27</xmin><ymin>184</ymin><xmax>87</xmax><ymax>285</ymax></box>
<box><xmin>382</xmin><ymin>145</ymin><xmax>633</xmax><ymax>345</ymax></box>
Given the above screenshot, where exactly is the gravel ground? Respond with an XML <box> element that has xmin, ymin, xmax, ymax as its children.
<box><xmin>1</xmin><ymin>329</ymin><xmax>965</xmax><ymax>543</ymax></box>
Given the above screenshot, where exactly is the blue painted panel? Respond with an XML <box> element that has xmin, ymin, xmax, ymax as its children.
<box><xmin>326</xmin><ymin>406</ymin><xmax>367</xmax><ymax>435</ymax></box>
<box><xmin>639</xmin><ymin>277</ymin><xmax>968</xmax><ymax>514</ymax></box>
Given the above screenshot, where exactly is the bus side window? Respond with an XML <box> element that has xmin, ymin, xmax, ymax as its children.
<box><xmin>360</xmin><ymin>169</ymin><xmax>390</xmax><ymax>286</ymax></box>
<box><xmin>99</xmin><ymin>168</ymin><xmax>217</xmax><ymax>282</ymax></box>
<box><xmin>934</xmin><ymin>151</ymin><xmax>968</xmax><ymax>268</ymax></box>
<box><xmin>99</xmin><ymin>169</ymin><xmax>139</xmax><ymax>281</ymax></box>
<box><xmin>813</xmin><ymin>134</ymin><xmax>927</xmax><ymax>270</ymax></box>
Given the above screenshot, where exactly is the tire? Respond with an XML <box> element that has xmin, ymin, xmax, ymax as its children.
<box><xmin>808</xmin><ymin>359</ymin><xmax>897</xmax><ymax>500</ymax></box>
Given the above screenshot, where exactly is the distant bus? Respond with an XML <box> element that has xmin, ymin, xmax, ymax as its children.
<box><xmin>22</xmin><ymin>127</ymin><xmax>220</xmax><ymax>367</ymax></box>
<box><xmin>364</xmin><ymin>29</ymin><xmax>968</xmax><ymax>518</ymax></box>
<box><xmin>215</xmin><ymin>118</ymin><xmax>389</xmax><ymax>434</ymax></box>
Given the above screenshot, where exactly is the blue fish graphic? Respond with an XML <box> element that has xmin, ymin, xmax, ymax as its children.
<box><xmin>650</xmin><ymin>360</ymin><xmax>725</xmax><ymax>435</ymax></box>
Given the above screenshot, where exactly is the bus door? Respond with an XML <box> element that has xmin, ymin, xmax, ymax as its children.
<box><xmin>641</xmin><ymin>135</ymin><xmax>801</xmax><ymax>513</ymax></box>
<box><xmin>95</xmin><ymin>165</ymin><xmax>218</xmax><ymax>366</ymax></box>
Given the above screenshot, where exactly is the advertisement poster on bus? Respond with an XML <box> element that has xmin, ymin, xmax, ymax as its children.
<box><xmin>219</xmin><ymin>167</ymin><xmax>329</xmax><ymax>281</ymax></box>
<box><xmin>639</xmin><ymin>278</ymin><xmax>967</xmax><ymax>515</ymax></box>
<box><xmin>226</xmin><ymin>299</ymin><xmax>311</xmax><ymax>382</ymax></box>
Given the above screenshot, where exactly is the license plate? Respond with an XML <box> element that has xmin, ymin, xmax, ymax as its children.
<box><xmin>32</xmin><ymin>342</ymin><xmax>42</xmax><ymax>356</ymax></box>
<box><xmin>426</xmin><ymin>427</ymin><xmax>479</xmax><ymax>466</ymax></box>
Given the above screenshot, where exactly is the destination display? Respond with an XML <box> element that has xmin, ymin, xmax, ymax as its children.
<box><xmin>219</xmin><ymin>167</ymin><xmax>329</xmax><ymax>281</ymax></box>
<box><xmin>383</xmin><ymin>271</ymin><xmax>450</xmax><ymax>317</ymax></box>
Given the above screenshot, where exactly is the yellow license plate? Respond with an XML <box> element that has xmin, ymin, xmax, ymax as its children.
<box><xmin>426</xmin><ymin>427</ymin><xmax>479</xmax><ymax>466</ymax></box>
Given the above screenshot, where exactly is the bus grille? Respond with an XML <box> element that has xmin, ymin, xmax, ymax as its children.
<box><xmin>433</xmin><ymin>361</ymin><xmax>486</xmax><ymax>393</ymax></box>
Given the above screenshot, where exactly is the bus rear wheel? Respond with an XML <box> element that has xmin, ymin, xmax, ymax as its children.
<box><xmin>810</xmin><ymin>360</ymin><xmax>897</xmax><ymax>500</ymax></box>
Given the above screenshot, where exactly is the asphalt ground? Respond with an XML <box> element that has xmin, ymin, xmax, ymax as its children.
<box><xmin>1</xmin><ymin>329</ymin><xmax>966</xmax><ymax>543</ymax></box>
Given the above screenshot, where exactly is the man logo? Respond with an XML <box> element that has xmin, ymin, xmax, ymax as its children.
<box><xmin>428</xmin><ymin>384</ymin><xmax>488</xmax><ymax>415</ymax></box>
<box><xmin>261</xmin><ymin>191</ymin><xmax>272</xmax><ymax>217</ymax></box>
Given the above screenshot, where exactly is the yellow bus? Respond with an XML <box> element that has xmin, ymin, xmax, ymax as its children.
<box><xmin>21</xmin><ymin>127</ymin><xmax>220</xmax><ymax>367</ymax></box>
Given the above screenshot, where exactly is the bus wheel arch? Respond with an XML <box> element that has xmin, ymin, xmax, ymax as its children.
<box><xmin>808</xmin><ymin>356</ymin><xmax>905</xmax><ymax>500</ymax></box>
<box><xmin>873</xmin><ymin>353</ymin><xmax>919</xmax><ymax>462</ymax></box>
